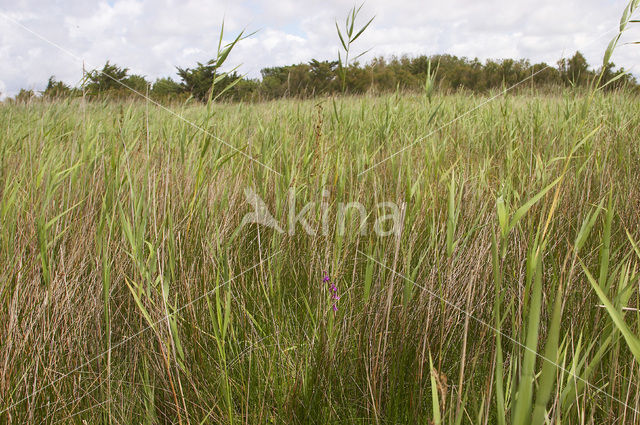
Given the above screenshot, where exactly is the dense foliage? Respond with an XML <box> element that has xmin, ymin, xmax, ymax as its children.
<box><xmin>1</xmin><ymin>89</ymin><xmax>640</xmax><ymax>424</ymax></box>
<box><xmin>7</xmin><ymin>50</ymin><xmax>638</xmax><ymax>104</ymax></box>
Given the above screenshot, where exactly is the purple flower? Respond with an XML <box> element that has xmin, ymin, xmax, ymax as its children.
<box><xmin>322</xmin><ymin>272</ymin><xmax>340</xmax><ymax>313</ymax></box>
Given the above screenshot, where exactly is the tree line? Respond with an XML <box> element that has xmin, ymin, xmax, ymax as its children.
<box><xmin>8</xmin><ymin>50</ymin><xmax>638</xmax><ymax>104</ymax></box>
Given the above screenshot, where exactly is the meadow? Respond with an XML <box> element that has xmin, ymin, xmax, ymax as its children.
<box><xmin>1</xmin><ymin>88</ymin><xmax>640</xmax><ymax>424</ymax></box>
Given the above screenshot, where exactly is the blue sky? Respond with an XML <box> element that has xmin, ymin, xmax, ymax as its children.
<box><xmin>0</xmin><ymin>0</ymin><xmax>638</xmax><ymax>99</ymax></box>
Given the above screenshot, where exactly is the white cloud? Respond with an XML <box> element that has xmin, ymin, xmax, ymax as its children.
<box><xmin>0</xmin><ymin>0</ymin><xmax>638</xmax><ymax>99</ymax></box>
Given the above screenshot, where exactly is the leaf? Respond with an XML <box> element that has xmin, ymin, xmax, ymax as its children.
<box><xmin>352</xmin><ymin>48</ymin><xmax>373</xmax><ymax>62</ymax></box>
<box><xmin>496</xmin><ymin>196</ymin><xmax>509</xmax><ymax>238</ymax></box>
<box><xmin>491</xmin><ymin>233</ymin><xmax>506</xmax><ymax>425</ymax></box>
<box><xmin>217</xmin><ymin>30</ymin><xmax>245</xmax><ymax>68</ymax></box>
<box><xmin>214</xmin><ymin>73</ymin><xmax>244</xmax><ymax>101</ymax></box>
<box><xmin>507</xmin><ymin>176</ymin><xmax>562</xmax><ymax>235</ymax></box>
<box><xmin>217</xmin><ymin>19</ymin><xmax>225</xmax><ymax>54</ymax></box>
<box><xmin>429</xmin><ymin>352</ymin><xmax>442</xmax><ymax>425</ymax></box>
<box><xmin>336</xmin><ymin>22</ymin><xmax>348</xmax><ymax>51</ymax></box>
<box><xmin>512</xmin><ymin>251</ymin><xmax>543</xmax><ymax>425</ymax></box>
<box><xmin>574</xmin><ymin>199</ymin><xmax>603</xmax><ymax>254</ymax></box>
<box><xmin>351</xmin><ymin>16</ymin><xmax>375</xmax><ymax>43</ymax></box>
<box><xmin>348</xmin><ymin>6</ymin><xmax>356</xmax><ymax>37</ymax></box>
<box><xmin>621</xmin><ymin>4</ymin><xmax>631</xmax><ymax>31</ymax></box>
<box><xmin>124</xmin><ymin>277</ymin><xmax>156</xmax><ymax>331</ymax></box>
<box><xmin>222</xmin><ymin>289</ymin><xmax>231</xmax><ymax>339</ymax></box>
<box><xmin>580</xmin><ymin>259</ymin><xmax>640</xmax><ymax>361</ymax></box>
<box><xmin>626</xmin><ymin>229</ymin><xmax>640</xmax><ymax>261</ymax></box>
<box><xmin>600</xmin><ymin>71</ymin><xmax>629</xmax><ymax>89</ymax></box>
<box><xmin>45</xmin><ymin>200</ymin><xmax>83</xmax><ymax>230</ymax></box>
<box><xmin>531</xmin><ymin>281</ymin><xmax>563</xmax><ymax>425</ymax></box>
<box><xmin>603</xmin><ymin>36</ymin><xmax>619</xmax><ymax>66</ymax></box>
<box><xmin>598</xmin><ymin>194</ymin><xmax>614</xmax><ymax>289</ymax></box>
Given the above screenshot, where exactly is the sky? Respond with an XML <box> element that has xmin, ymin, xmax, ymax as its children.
<box><xmin>0</xmin><ymin>0</ymin><xmax>638</xmax><ymax>99</ymax></box>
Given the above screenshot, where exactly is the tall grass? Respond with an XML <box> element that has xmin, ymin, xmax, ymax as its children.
<box><xmin>0</xmin><ymin>82</ymin><xmax>640</xmax><ymax>423</ymax></box>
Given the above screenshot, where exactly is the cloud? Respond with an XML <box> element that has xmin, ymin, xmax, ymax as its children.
<box><xmin>0</xmin><ymin>0</ymin><xmax>638</xmax><ymax>99</ymax></box>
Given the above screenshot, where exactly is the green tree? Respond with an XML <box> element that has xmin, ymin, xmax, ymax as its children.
<box><xmin>122</xmin><ymin>74</ymin><xmax>150</xmax><ymax>93</ymax></box>
<box><xmin>260</xmin><ymin>64</ymin><xmax>313</xmax><ymax>99</ymax></box>
<box><xmin>176</xmin><ymin>62</ymin><xmax>217</xmax><ymax>102</ymax></box>
<box><xmin>151</xmin><ymin>77</ymin><xmax>185</xmax><ymax>99</ymax></box>
<box><xmin>308</xmin><ymin>59</ymin><xmax>338</xmax><ymax>94</ymax></box>
<box><xmin>558</xmin><ymin>51</ymin><xmax>591</xmax><ymax>86</ymax></box>
<box><xmin>14</xmin><ymin>88</ymin><xmax>36</xmax><ymax>103</ymax></box>
<box><xmin>86</xmin><ymin>61</ymin><xmax>129</xmax><ymax>93</ymax></box>
<box><xmin>43</xmin><ymin>76</ymin><xmax>71</xmax><ymax>99</ymax></box>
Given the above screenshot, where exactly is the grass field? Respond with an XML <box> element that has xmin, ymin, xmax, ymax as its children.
<box><xmin>1</xmin><ymin>89</ymin><xmax>640</xmax><ymax>424</ymax></box>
